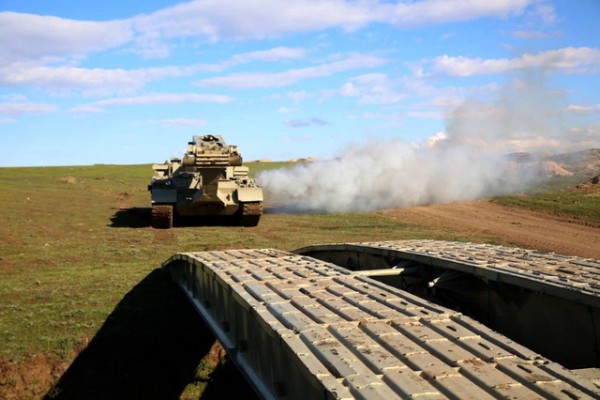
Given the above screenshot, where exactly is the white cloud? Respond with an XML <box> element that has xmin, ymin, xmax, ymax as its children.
<box><xmin>135</xmin><ymin>0</ymin><xmax>537</xmax><ymax>45</ymax></box>
<box><xmin>439</xmin><ymin>32</ymin><xmax>455</xmax><ymax>41</ymax></box>
<box><xmin>1</xmin><ymin>3</ymin><xmax>363</xmax><ymax>65</ymax></box>
<box><xmin>0</xmin><ymin>0</ymin><xmax>545</xmax><ymax>98</ymax></box>
<box><xmin>230</xmin><ymin>47</ymin><xmax>305</xmax><ymax>64</ymax></box>
<box><xmin>288</xmin><ymin>91</ymin><xmax>312</xmax><ymax>104</ymax></box>
<box><xmin>1</xmin><ymin>0</ymin><xmax>540</xmax><ymax>66</ymax></box>
<box><xmin>90</xmin><ymin>93</ymin><xmax>232</xmax><ymax>107</ymax></box>
<box><xmin>431</xmin><ymin>47</ymin><xmax>600</xmax><ymax>76</ymax></box>
<box><xmin>158</xmin><ymin>118</ymin><xmax>207</xmax><ymax>128</ymax></box>
<box><xmin>529</xmin><ymin>2</ymin><xmax>557</xmax><ymax>24</ymax></box>
<box><xmin>0</xmin><ymin>12</ymin><xmax>132</xmax><ymax>65</ymax></box>
<box><xmin>566</xmin><ymin>104</ymin><xmax>600</xmax><ymax>116</ymax></box>
<box><xmin>0</xmin><ymin>64</ymin><xmax>202</xmax><ymax>95</ymax></box>
<box><xmin>0</xmin><ymin>47</ymin><xmax>306</xmax><ymax>94</ymax></box>
<box><xmin>512</xmin><ymin>30</ymin><xmax>558</xmax><ymax>40</ymax></box>
<box><xmin>338</xmin><ymin>73</ymin><xmax>404</xmax><ymax>104</ymax></box>
<box><xmin>0</xmin><ymin>94</ymin><xmax>29</xmax><ymax>102</ymax></box>
<box><xmin>284</xmin><ymin>117</ymin><xmax>329</xmax><ymax>127</ymax></box>
<box><xmin>388</xmin><ymin>0</ymin><xmax>533</xmax><ymax>26</ymax></box>
<box><xmin>0</xmin><ymin>101</ymin><xmax>58</xmax><ymax>116</ymax></box>
<box><xmin>196</xmin><ymin>54</ymin><xmax>387</xmax><ymax>89</ymax></box>
<box><xmin>340</xmin><ymin>82</ymin><xmax>359</xmax><ymax>97</ymax></box>
<box><xmin>132</xmin><ymin>0</ymin><xmax>382</xmax><ymax>46</ymax></box>
<box><xmin>69</xmin><ymin>106</ymin><xmax>105</xmax><ymax>114</ymax></box>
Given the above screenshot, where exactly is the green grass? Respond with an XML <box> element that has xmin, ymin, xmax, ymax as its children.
<box><xmin>0</xmin><ymin>163</ymin><xmax>463</xmax><ymax>356</ymax></box>
<box><xmin>494</xmin><ymin>185</ymin><xmax>600</xmax><ymax>224</ymax></box>
<box><xmin>0</xmin><ymin>162</ymin><xmax>596</xmax><ymax>398</ymax></box>
<box><xmin>0</xmin><ymin>162</ymin><xmax>484</xmax><ymax>399</ymax></box>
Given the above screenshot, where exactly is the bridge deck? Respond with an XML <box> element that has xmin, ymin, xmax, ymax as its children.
<box><xmin>162</xmin><ymin>242</ymin><xmax>600</xmax><ymax>399</ymax></box>
<box><xmin>298</xmin><ymin>240</ymin><xmax>600</xmax><ymax>307</ymax></box>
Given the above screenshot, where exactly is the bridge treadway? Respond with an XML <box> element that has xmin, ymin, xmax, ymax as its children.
<box><xmin>162</xmin><ymin>241</ymin><xmax>600</xmax><ymax>399</ymax></box>
<box><xmin>298</xmin><ymin>240</ymin><xmax>600</xmax><ymax>307</ymax></box>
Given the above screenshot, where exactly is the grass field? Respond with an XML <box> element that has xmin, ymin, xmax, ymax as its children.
<box><xmin>0</xmin><ymin>162</ymin><xmax>597</xmax><ymax>399</ymax></box>
<box><xmin>494</xmin><ymin>185</ymin><xmax>600</xmax><ymax>224</ymax></box>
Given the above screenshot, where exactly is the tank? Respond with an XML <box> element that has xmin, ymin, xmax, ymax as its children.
<box><xmin>148</xmin><ymin>134</ymin><xmax>263</xmax><ymax>228</ymax></box>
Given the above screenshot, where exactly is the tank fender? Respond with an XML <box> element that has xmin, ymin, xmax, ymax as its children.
<box><xmin>236</xmin><ymin>187</ymin><xmax>263</xmax><ymax>202</ymax></box>
<box><xmin>151</xmin><ymin>189</ymin><xmax>177</xmax><ymax>203</ymax></box>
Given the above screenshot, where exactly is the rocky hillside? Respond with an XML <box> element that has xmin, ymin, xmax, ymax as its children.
<box><xmin>547</xmin><ymin>148</ymin><xmax>600</xmax><ymax>179</ymax></box>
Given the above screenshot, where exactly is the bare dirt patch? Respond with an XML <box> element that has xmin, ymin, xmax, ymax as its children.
<box><xmin>0</xmin><ymin>354</ymin><xmax>69</xmax><ymax>399</ymax></box>
<box><xmin>59</xmin><ymin>176</ymin><xmax>77</xmax><ymax>184</ymax></box>
<box><xmin>382</xmin><ymin>199</ymin><xmax>600</xmax><ymax>259</ymax></box>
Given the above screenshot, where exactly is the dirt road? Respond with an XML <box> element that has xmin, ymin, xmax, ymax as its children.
<box><xmin>382</xmin><ymin>200</ymin><xmax>600</xmax><ymax>259</ymax></box>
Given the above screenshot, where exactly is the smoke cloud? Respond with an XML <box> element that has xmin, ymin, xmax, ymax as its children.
<box><xmin>257</xmin><ymin>139</ymin><xmax>543</xmax><ymax>212</ymax></box>
<box><xmin>257</xmin><ymin>73</ymin><xmax>596</xmax><ymax>213</ymax></box>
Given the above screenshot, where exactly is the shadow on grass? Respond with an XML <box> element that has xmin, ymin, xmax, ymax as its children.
<box><xmin>45</xmin><ymin>269</ymin><xmax>257</xmax><ymax>400</ymax></box>
<box><xmin>109</xmin><ymin>208</ymin><xmax>250</xmax><ymax>228</ymax></box>
<box><xmin>109</xmin><ymin>207</ymin><xmax>152</xmax><ymax>228</ymax></box>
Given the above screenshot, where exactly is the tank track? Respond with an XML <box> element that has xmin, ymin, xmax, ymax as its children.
<box><xmin>151</xmin><ymin>204</ymin><xmax>173</xmax><ymax>229</ymax></box>
<box><xmin>163</xmin><ymin>241</ymin><xmax>600</xmax><ymax>399</ymax></box>
<box><xmin>239</xmin><ymin>202</ymin><xmax>262</xmax><ymax>227</ymax></box>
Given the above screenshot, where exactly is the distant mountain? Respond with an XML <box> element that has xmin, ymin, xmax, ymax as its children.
<box><xmin>541</xmin><ymin>148</ymin><xmax>600</xmax><ymax>190</ymax></box>
<box><xmin>547</xmin><ymin>149</ymin><xmax>600</xmax><ymax>178</ymax></box>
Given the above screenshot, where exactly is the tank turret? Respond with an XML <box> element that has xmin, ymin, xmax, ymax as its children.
<box><xmin>181</xmin><ymin>135</ymin><xmax>243</xmax><ymax>167</ymax></box>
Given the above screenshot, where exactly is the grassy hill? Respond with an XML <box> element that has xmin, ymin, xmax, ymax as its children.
<box><xmin>494</xmin><ymin>148</ymin><xmax>600</xmax><ymax>224</ymax></box>
<box><xmin>0</xmin><ymin>158</ymin><xmax>598</xmax><ymax>398</ymax></box>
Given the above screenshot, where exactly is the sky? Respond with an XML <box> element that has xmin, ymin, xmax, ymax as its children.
<box><xmin>1</xmin><ymin>0</ymin><xmax>599</xmax><ymax>167</ymax></box>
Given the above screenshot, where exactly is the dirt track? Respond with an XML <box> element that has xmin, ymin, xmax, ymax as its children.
<box><xmin>382</xmin><ymin>200</ymin><xmax>600</xmax><ymax>259</ymax></box>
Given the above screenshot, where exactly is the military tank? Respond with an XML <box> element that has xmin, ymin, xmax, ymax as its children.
<box><xmin>148</xmin><ymin>134</ymin><xmax>263</xmax><ymax>228</ymax></box>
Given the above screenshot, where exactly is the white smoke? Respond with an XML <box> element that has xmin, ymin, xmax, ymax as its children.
<box><xmin>257</xmin><ymin>138</ymin><xmax>542</xmax><ymax>212</ymax></box>
<box><xmin>257</xmin><ymin>73</ymin><xmax>593</xmax><ymax>213</ymax></box>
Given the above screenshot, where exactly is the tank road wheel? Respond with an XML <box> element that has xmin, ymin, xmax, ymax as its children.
<box><xmin>239</xmin><ymin>202</ymin><xmax>263</xmax><ymax>227</ymax></box>
<box><xmin>151</xmin><ymin>204</ymin><xmax>174</xmax><ymax>229</ymax></box>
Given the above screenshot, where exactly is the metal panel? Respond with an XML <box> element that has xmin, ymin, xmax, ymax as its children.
<box><xmin>163</xmin><ymin>244</ymin><xmax>600</xmax><ymax>399</ymax></box>
<box><xmin>297</xmin><ymin>240</ymin><xmax>600</xmax><ymax>307</ymax></box>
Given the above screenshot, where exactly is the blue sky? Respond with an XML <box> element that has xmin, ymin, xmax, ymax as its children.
<box><xmin>1</xmin><ymin>0</ymin><xmax>599</xmax><ymax>166</ymax></box>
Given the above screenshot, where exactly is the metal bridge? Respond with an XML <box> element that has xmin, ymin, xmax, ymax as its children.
<box><xmin>162</xmin><ymin>240</ymin><xmax>600</xmax><ymax>399</ymax></box>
